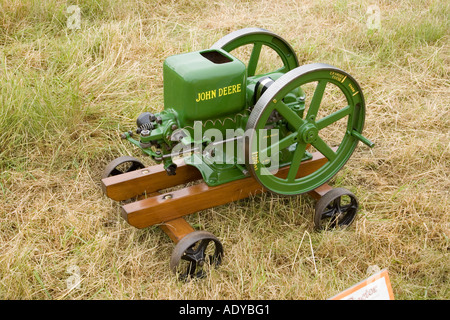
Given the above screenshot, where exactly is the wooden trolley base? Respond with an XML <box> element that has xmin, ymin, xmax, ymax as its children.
<box><xmin>101</xmin><ymin>151</ymin><xmax>333</xmax><ymax>244</ymax></box>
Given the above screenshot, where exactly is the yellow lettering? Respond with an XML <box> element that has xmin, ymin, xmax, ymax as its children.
<box><xmin>348</xmin><ymin>83</ymin><xmax>355</xmax><ymax>92</ymax></box>
<box><xmin>196</xmin><ymin>84</ymin><xmax>242</xmax><ymax>102</ymax></box>
<box><xmin>252</xmin><ymin>152</ymin><xmax>259</xmax><ymax>171</ymax></box>
<box><xmin>330</xmin><ymin>71</ymin><xmax>348</xmax><ymax>83</ymax></box>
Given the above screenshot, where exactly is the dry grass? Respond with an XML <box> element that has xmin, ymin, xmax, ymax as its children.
<box><xmin>0</xmin><ymin>0</ymin><xmax>449</xmax><ymax>299</ymax></box>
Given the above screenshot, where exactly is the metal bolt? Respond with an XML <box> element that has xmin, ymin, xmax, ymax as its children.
<box><xmin>162</xmin><ymin>194</ymin><xmax>173</xmax><ymax>200</ymax></box>
<box><xmin>171</xmin><ymin>124</ymin><xmax>178</xmax><ymax>130</ymax></box>
<box><xmin>141</xmin><ymin>129</ymin><xmax>150</xmax><ymax>137</ymax></box>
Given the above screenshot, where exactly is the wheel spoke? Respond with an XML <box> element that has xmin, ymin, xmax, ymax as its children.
<box><xmin>126</xmin><ymin>162</ymin><xmax>142</xmax><ymax>172</ymax></box>
<box><xmin>187</xmin><ymin>261</ymin><xmax>197</xmax><ymax>276</ymax></box>
<box><xmin>312</xmin><ymin>136</ymin><xmax>337</xmax><ymax>161</ymax></box>
<box><xmin>316</xmin><ymin>105</ymin><xmax>351</xmax><ymax>130</ymax></box>
<box><xmin>274</xmin><ymin>100</ymin><xmax>305</xmax><ymax>129</ymax></box>
<box><xmin>247</xmin><ymin>42</ymin><xmax>262</xmax><ymax>77</ymax></box>
<box><xmin>286</xmin><ymin>142</ymin><xmax>307</xmax><ymax>182</ymax></box>
<box><xmin>193</xmin><ymin>239</ymin><xmax>210</xmax><ymax>256</ymax></box>
<box><xmin>306</xmin><ymin>80</ymin><xmax>328</xmax><ymax>119</ymax></box>
<box><xmin>181</xmin><ymin>247</ymin><xmax>197</xmax><ymax>262</ymax></box>
<box><xmin>340</xmin><ymin>203</ymin><xmax>357</xmax><ymax>212</ymax></box>
<box><xmin>333</xmin><ymin>197</ymin><xmax>342</xmax><ymax>212</ymax></box>
<box><xmin>110</xmin><ymin>168</ymin><xmax>123</xmax><ymax>176</ymax></box>
<box><xmin>321</xmin><ymin>207</ymin><xmax>337</xmax><ymax>219</ymax></box>
<box><xmin>260</xmin><ymin>131</ymin><xmax>297</xmax><ymax>157</ymax></box>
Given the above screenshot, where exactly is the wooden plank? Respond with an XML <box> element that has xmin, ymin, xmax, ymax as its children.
<box><xmin>101</xmin><ymin>159</ymin><xmax>202</xmax><ymax>201</ymax></box>
<box><xmin>122</xmin><ymin>151</ymin><xmax>329</xmax><ymax>229</ymax></box>
<box><xmin>307</xmin><ymin>183</ymin><xmax>333</xmax><ymax>200</ymax></box>
<box><xmin>159</xmin><ymin>217</ymin><xmax>195</xmax><ymax>243</ymax></box>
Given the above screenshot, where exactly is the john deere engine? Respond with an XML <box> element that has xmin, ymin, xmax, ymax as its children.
<box><xmin>103</xmin><ymin>29</ymin><xmax>375</xmax><ymax>278</ymax></box>
<box><xmin>122</xmin><ymin>47</ymin><xmax>299</xmax><ymax>183</ymax></box>
<box><xmin>120</xmin><ymin>28</ymin><xmax>373</xmax><ymax>193</ymax></box>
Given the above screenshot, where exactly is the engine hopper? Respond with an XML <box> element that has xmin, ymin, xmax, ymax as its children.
<box><xmin>163</xmin><ymin>49</ymin><xmax>246</xmax><ymax>127</ymax></box>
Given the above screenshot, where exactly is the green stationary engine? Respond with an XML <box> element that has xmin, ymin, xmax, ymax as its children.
<box><xmin>117</xmin><ymin>28</ymin><xmax>374</xmax><ymax>196</ymax></box>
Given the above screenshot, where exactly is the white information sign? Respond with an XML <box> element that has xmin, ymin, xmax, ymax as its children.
<box><xmin>330</xmin><ymin>269</ymin><xmax>394</xmax><ymax>300</ymax></box>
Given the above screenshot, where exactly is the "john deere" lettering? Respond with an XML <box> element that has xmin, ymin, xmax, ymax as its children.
<box><xmin>195</xmin><ymin>83</ymin><xmax>242</xmax><ymax>102</ymax></box>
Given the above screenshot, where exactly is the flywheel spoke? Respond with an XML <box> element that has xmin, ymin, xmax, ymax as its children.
<box><xmin>248</xmin><ymin>42</ymin><xmax>262</xmax><ymax>77</ymax></box>
<box><xmin>274</xmin><ymin>100</ymin><xmax>305</xmax><ymax>129</ymax></box>
<box><xmin>316</xmin><ymin>105</ymin><xmax>351</xmax><ymax>130</ymax></box>
<box><xmin>286</xmin><ymin>142</ymin><xmax>307</xmax><ymax>182</ymax></box>
<box><xmin>260</xmin><ymin>131</ymin><xmax>297</xmax><ymax>157</ymax></box>
<box><xmin>312</xmin><ymin>136</ymin><xmax>337</xmax><ymax>161</ymax></box>
<box><xmin>306</xmin><ymin>80</ymin><xmax>327</xmax><ymax>119</ymax></box>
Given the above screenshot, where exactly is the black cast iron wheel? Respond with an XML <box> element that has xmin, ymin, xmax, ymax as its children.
<box><xmin>170</xmin><ymin>231</ymin><xmax>223</xmax><ymax>280</ymax></box>
<box><xmin>101</xmin><ymin>156</ymin><xmax>145</xmax><ymax>179</ymax></box>
<box><xmin>314</xmin><ymin>187</ymin><xmax>358</xmax><ymax>230</ymax></box>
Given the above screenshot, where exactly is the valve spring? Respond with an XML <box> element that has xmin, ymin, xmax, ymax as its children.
<box><xmin>140</xmin><ymin>122</ymin><xmax>153</xmax><ymax>131</ymax></box>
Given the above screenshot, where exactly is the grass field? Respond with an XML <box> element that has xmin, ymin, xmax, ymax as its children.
<box><xmin>0</xmin><ymin>0</ymin><xmax>448</xmax><ymax>299</ymax></box>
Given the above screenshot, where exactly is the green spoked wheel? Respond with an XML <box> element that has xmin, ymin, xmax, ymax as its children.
<box><xmin>245</xmin><ymin>63</ymin><xmax>366</xmax><ymax>196</ymax></box>
<box><xmin>211</xmin><ymin>28</ymin><xmax>299</xmax><ymax>77</ymax></box>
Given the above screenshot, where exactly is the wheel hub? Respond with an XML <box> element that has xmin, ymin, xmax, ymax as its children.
<box><xmin>299</xmin><ymin>123</ymin><xmax>318</xmax><ymax>144</ymax></box>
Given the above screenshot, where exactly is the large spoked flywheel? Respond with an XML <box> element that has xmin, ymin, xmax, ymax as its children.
<box><xmin>245</xmin><ymin>63</ymin><xmax>366</xmax><ymax>196</ymax></box>
<box><xmin>211</xmin><ymin>28</ymin><xmax>299</xmax><ymax>78</ymax></box>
